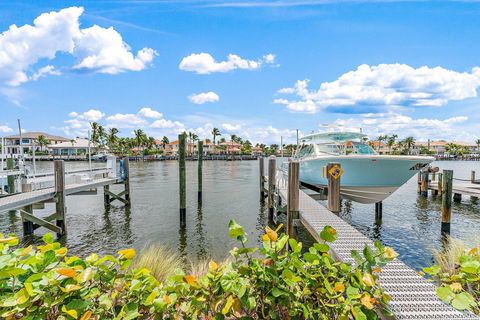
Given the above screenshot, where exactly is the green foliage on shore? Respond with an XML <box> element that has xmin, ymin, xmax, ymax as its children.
<box><xmin>0</xmin><ymin>222</ymin><xmax>398</xmax><ymax>319</ymax></box>
<box><xmin>423</xmin><ymin>239</ymin><xmax>480</xmax><ymax>314</ymax></box>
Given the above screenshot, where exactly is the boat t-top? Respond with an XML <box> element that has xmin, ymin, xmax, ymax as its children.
<box><xmin>289</xmin><ymin>132</ymin><xmax>434</xmax><ymax>204</ymax></box>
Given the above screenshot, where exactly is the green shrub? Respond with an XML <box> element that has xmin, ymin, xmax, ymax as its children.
<box><xmin>0</xmin><ymin>221</ymin><xmax>397</xmax><ymax>319</ymax></box>
<box><xmin>423</xmin><ymin>240</ymin><xmax>480</xmax><ymax>314</ymax></box>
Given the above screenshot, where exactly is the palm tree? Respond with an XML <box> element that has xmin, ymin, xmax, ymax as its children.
<box><xmin>133</xmin><ymin>129</ymin><xmax>146</xmax><ymax>154</ymax></box>
<box><xmin>107</xmin><ymin>128</ymin><xmax>119</xmax><ymax>152</ymax></box>
<box><xmin>230</xmin><ymin>134</ymin><xmax>238</xmax><ymax>143</ymax></box>
<box><xmin>476</xmin><ymin>139</ymin><xmax>480</xmax><ymax>154</ymax></box>
<box><xmin>161</xmin><ymin>136</ymin><xmax>169</xmax><ymax>149</ymax></box>
<box><xmin>402</xmin><ymin>136</ymin><xmax>415</xmax><ymax>155</ymax></box>
<box><xmin>387</xmin><ymin>134</ymin><xmax>397</xmax><ymax>154</ymax></box>
<box><xmin>376</xmin><ymin>135</ymin><xmax>388</xmax><ymax>152</ymax></box>
<box><xmin>211</xmin><ymin>128</ymin><xmax>221</xmax><ymax>145</ymax></box>
<box><xmin>37</xmin><ymin>134</ymin><xmax>50</xmax><ymax>152</ymax></box>
<box><xmin>90</xmin><ymin>122</ymin><xmax>100</xmax><ymax>144</ymax></box>
<box><xmin>97</xmin><ymin>125</ymin><xmax>106</xmax><ymax>148</ymax></box>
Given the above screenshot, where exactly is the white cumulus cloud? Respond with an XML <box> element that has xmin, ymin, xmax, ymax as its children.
<box><xmin>138</xmin><ymin>107</ymin><xmax>163</xmax><ymax>119</ymax></box>
<box><xmin>275</xmin><ymin>64</ymin><xmax>480</xmax><ymax>113</ymax></box>
<box><xmin>189</xmin><ymin>91</ymin><xmax>220</xmax><ymax>104</ymax></box>
<box><xmin>179</xmin><ymin>52</ymin><xmax>275</xmax><ymax>74</ymax></box>
<box><xmin>0</xmin><ymin>6</ymin><xmax>157</xmax><ymax>87</ymax></box>
<box><xmin>0</xmin><ymin>125</ymin><xmax>13</xmax><ymax>133</ymax></box>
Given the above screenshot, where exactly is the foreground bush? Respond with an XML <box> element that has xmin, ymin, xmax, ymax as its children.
<box><xmin>0</xmin><ymin>221</ymin><xmax>397</xmax><ymax>319</ymax></box>
<box><xmin>423</xmin><ymin>239</ymin><xmax>480</xmax><ymax>314</ymax></box>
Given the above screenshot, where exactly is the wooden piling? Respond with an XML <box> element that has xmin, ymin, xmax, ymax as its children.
<box><xmin>268</xmin><ymin>156</ymin><xmax>276</xmax><ymax>220</ymax></box>
<box><xmin>198</xmin><ymin>140</ymin><xmax>203</xmax><ymax>201</ymax></box>
<box><xmin>287</xmin><ymin>161</ymin><xmax>300</xmax><ymax>240</ymax></box>
<box><xmin>123</xmin><ymin>157</ymin><xmax>131</xmax><ymax>205</ymax></box>
<box><xmin>471</xmin><ymin>170</ymin><xmax>476</xmax><ymax>183</ymax></box>
<box><xmin>21</xmin><ymin>183</ymin><xmax>34</xmax><ymax>236</ymax></box>
<box><xmin>259</xmin><ymin>157</ymin><xmax>264</xmax><ymax>198</ymax></box>
<box><xmin>421</xmin><ymin>171</ymin><xmax>429</xmax><ymax>197</ymax></box>
<box><xmin>375</xmin><ymin>201</ymin><xmax>383</xmax><ymax>220</ymax></box>
<box><xmin>327</xmin><ymin>162</ymin><xmax>341</xmax><ymax>213</ymax></box>
<box><xmin>438</xmin><ymin>173</ymin><xmax>443</xmax><ymax>196</ymax></box>
<box><xmin>104</xmin><ymin>185</ymin><xmax>110</xmax><ymax>206</ymax></box>
<box><xmin>179</xmin><ymin>133</ymin><xmax>186</xmax><ymax>226</ymax></box>
<box><xmin>417</xmin><ymin>172</ymin><xmax>422</xmax><ymax>194</ymax></box>
<box><xmin>7</xmin><ymin>157</ymin><xmax>15</xmax><ymax>194</ymax></box>
<box><xmin>441</xmin><ymin>170</ymin><xmax>453</xmax><ymax>234</ymax></box>
<box><xmin>54</xmin><ymin>160</ymin><xmax>66</xmax><ymax>237</ymax></box>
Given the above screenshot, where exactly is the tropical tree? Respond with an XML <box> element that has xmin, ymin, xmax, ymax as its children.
<box><xmin>97</xmin><ymin>125</ymin><xmax>106</xmax><ymax>148</ymax></box>
<box><xmin>90</xmin><ymin>122</ymin><xmax>100</xmax><ymax>144</ymax></box>
<box><xmin>387</xmin><ymin>134</ymin><xmax>397</xmax><ymax>154</ymax></box>
<box><xmin>376</xmin><ymin>135</ymin><xmax>388</xmax><ymax>152</ymax></box>
<box><xmin>133</xmin><ymin>129</ymin><xmax>147</xmax><ymax>154</ymax></box>
<box><xmin>211</xmin><ymin>128</ymin><xmax>221</xmax><ymax>145</ymax></box>
<box><xmin>230</xmin><ymin>134</ymin><xmax>238</xmax><ymax>143</ymax></box>
<box><xmin>36</xmin><ymin>134</ymin><xmax>50</xmax><ymax>152</ymax></box>
<box><xmin>107</xmin><ymin>128</ymin><xmax>119</xmax><ymax>152</ymax></box>
<box><xmin>161</xmin><ymin>136</ymin><xmax>169</xmax><ymax>149</ymax></box>
<box><xmin>218</xmin><ymin>137</ymin><xmax>226</xmax><ymax>144</ymax></box>
<box><xmin>476</xmin><ymin>139</ymin><xmax>480</xmax><ymax>154</ymax></box>
<box><xmin>241</xmin><ymin>140</ymin><xmax>252</xmax><ymax>155</ymax></box>
<box><xmin>402</xmin><ymin>136</ymin><xmax>415</xmax><ymax>155</ymax></box>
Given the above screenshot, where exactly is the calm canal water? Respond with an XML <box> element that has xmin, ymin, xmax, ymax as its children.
<box><xmin>1</xmin><ymin>160</ymin><xmax>479</xmax><ymax>270</ymax></box>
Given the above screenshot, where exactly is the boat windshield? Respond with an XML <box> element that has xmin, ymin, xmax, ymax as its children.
<box><xmin>295</xmin><ymin>132</ymin><xmax>377</xmax><ymax>157</ymax></box>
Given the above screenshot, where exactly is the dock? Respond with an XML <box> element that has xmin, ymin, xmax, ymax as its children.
<box><xmin>0</xmin><ymin>157</ymin><xmax>131</xmax><ymax>237</ymax></box>
<box><xmin>261</xmin><ymin>157</ymin><xmax>478</xmax><ymax>320</ymax></box>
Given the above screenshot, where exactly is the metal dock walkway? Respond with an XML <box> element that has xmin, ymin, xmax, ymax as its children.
<box><xmin>274</xmin><ymin>169</ymin><xmax>478</xmax><ymax>320</ymax></box>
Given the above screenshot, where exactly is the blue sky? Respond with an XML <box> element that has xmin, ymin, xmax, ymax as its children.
<box><xmin>1</xmin><ymin>0</ymin><xmax>479</xmax><ymax>144</ymax></box>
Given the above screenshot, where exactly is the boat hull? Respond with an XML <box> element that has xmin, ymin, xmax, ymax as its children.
<box><xmin>298</xmin><ymin>155</ymin><xmax>433</xmax><ymax>204</ymax></box>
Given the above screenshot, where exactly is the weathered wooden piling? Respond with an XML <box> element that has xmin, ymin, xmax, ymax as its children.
<box><xmin>259</xmin><ymin>157</ymin><xmax>265</xmax><ymax>199</ymax></box>
<box><xmin>441</xmin><ymin>170</ymin><xmax>453</xmax><ymax>234</ymax></box>
<box><xmin>21</xmin><ymin>183</ymin><xmax>34</xmax><ymax>236</ymax></box>
<box><xmin>198</xmin><ymin>141</ymin><xmax>203</xmax><ymax>201</ymax></box>
<box><xmin>417</xmin><ymin>172</ymin><xmax>422</xmax><ymax>194</ymax></box>
<box><xmin>287</xmin><ymin>161</ymin><xmax>300</xmax><ymax>240</ymax></box>
<box><xmin>421</xmin><ymin>171</ymin><xmax>429</xmax><ymax>197</ymax></box>
<box><xmin>179</xmin><ymin>134</ymin><xmax>186</xmax><ymax>226</ymax></box>
<box><xmin>54</xmin><ymin>160</ymin><xmax>66</xmax><ymax>237</ymax></box>
<box><xmin>471</xmin><ymin>170</ymin><xmax>476</xmax><ymax>183</ymax></box>
<box><xmin>375</xmin><ymin>201</ymin><xmax>383</xmax><ymax>221</ymax></box>
<box><xmin>103</xmin><ymin>184</ymin><xmax>110</xmax><ymax>206</ymax></box>
<box><xmin>7</xmin><ymin>157</ymin><xmax>15</xmax><ymax>194</ymax></box>
<box><xmin>123</xmin><ymin>157</ymin><xmax>131</xmax><ymax>205</ymax></box>
<box><xmin>437</xmin><ymin>172</ymin><xmax>443</xmax><ymax>196</ymax></box>
<box><xmin>268</xmin><ymin>156</ymin><xmax>276</xmax><ymax>220</ymax></box>
<box><xmin>327</xmin><ymin>162</ymin><xmax>341</xmax><ymax>213</ymax></box>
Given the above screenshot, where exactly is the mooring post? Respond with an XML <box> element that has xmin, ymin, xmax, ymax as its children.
<box><xmin>123</xmin><ymin>157</ymin><xmax>131</xmax><ymax>206</ymax></box>
<box><xmin>198</xmin><ymin>140</ymin><xmax>203</xmax><ymax>202</ymax></box>
<box><xmin>417</xmin><ymin>172</ymin><xmax>422</xmax><ymax>194</ymax></box>
<box><xmin>287</xmin><ymin>161</ymin><xmax>300</xmax><ymax>241</ymax></box>
<box><xmin>54</xmin><ymin>160</ymin><xmax>66</xmax><ymax>237</ymax></box>
<box><xmin>179</xmin><ymin>133</ymin><xmax>186</xmax><ymax>227</ymax></box>
<box><xmin>441</xmin><ymin>170</ymin><xmax>453</xmax><ymax>234</ymax></box>
<box><xmin>268</xmin><ymin>156</ymin><xmax>276</xmax><ymax>220</ymax></box>
<box><xmin>259</xmin><ymin>156</ymin><xmax>264</xmax><ymax>199</ymax></box>
<box><xmin>327</xmin><ymin>163</ymin><xmax>341</xmax><ymax>213</ymax></box>
<box><xmin>471</xmin><ymin>170</ymin><xmax>476</xmax><ymax>183</ymax></box>
<box><xmin>437</xmin><ymin>172</ymin><xmax>443</xmax><ymax>196</ymax></box>
<box><xmin>7</xmin><ymin>157</ymin><xmax>15</xmax><ymax>194</ymax></box>
<box><xmin>103</xmin><ymin>184</ymin><xmax>110</xmax><ymax>206</ymax></box>
<box><xmin>421</xmin><ymin>171</ymin><xmax>429</xmax><ymax>197</ymax></box>
<box><xmin>21</xmin><ymin>183</ymin><xmax>34</xmax><ymax>236</ymax></box>
<box><xmin>375</xmin><ymin>201</ymin><xmax>383</xmax><ymax>221</ymax></box>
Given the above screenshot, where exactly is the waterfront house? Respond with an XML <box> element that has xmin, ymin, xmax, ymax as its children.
<box><xmin>3</xmin><ymin>132</ymin><xmax>69</xmax><ymax>155</ymax></box>
<box><xmin>48</xmin><ymin>138</ymin><xmax>99</xmax><ymax>156</ymax></box>
<box><xmin>217</xmin><ymin>141</ymin><xmax>242</xmax><ymax>154</ymax></box>
<box><xmin>252</xmin><ymin>146</ymin><xmax>264</xmax><ymax>156</ymax></box>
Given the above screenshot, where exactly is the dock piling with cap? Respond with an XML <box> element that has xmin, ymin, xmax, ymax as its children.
<box><xmin>327</xmin><ymin>162</ymin><xmax>341</xmax><ymax>213</ymax></box>
<box><xmin>441</xmin><ymin>169</ymin><xmax>453</xmax><ymax>234</ymax></box>
<box><xmin>268</xmin><ymin>156</ymin><xmax>276</xmax><ymax>220</ymax></box>
<box><xmin>179</xmin><ymin>133</ymin><xmax>186</xmax><ymax>227</ymax></box>
<box><xmin>287</xmin><ymin>160</ymin><xmax>299</xmax><ymax>241</ymax></box>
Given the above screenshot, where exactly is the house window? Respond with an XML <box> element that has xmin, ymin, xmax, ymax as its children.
<box><xmin>22</xmin><ymin>139</ymin><xmax>30</xmax><ymax>144</ymax></box>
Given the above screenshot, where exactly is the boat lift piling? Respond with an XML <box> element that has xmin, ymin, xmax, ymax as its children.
<box><xmin>179</xmin><ymin>133</ymin><xmax>186</xmax><ymax>227</ymax></box>
<box><xmin>268</xmin><ymin>156</ymin><xmax>276</xmax><ymax>220</ymax></box>
<box><xmin>198</xmin><ymin>140</ymin><xmax>203</xmax><ymax>202</ymax></box>
<box><xmin>441</xmin><ymin>170</ymin><xmax>453</xmax><ymax>234</ymax></box>
<box><xmin>259</xmin><ymin>156</ymin><xmax>265</xmax><ymax>199</ymax></box>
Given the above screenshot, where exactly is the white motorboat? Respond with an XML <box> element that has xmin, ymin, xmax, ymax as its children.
<box><xmin>288</xmin><ymin>132</ymin><xmax>434</xmax><ymax>204</ymax></box>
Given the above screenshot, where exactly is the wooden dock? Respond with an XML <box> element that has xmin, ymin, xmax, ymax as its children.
<box><xmin>0</xmin><ymin>157</ymin><xmax>131</xmax><ymax>237</ymax></box>
<box><xmin>261</xmin><ymin>157</ymin><xmax>478</xmax><ymax>320</ymax></box>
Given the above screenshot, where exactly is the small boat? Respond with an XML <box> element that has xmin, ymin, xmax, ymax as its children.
<box><xmin>287</xmin><ymin>132</ymin><xmax>434</xmax><ymax>204</ymax></box>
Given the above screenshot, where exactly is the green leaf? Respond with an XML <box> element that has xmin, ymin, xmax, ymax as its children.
<box><xmin>436</xmin><ymin>286</ymin><xmax>454</xmax><ymax>302</ymax></box>
<box><xmin>451</xmin><ymin>292</ymin><xmax>475</xmax><ymax>311</ymax></box>
<box><xmin>271</xmin><ymin>287</ymin><xmax>286</xmax><ymax>297</ymax></box>
<box><xmin>346</xmin><ymin>286</ymin><xmax>360</xmax><ymax>299</ymax></box>
<box><xmin>42</xmin><ymin>233</ymin><xmax>54</xmax><ymax>244</ymax></box>
<box><xmin>313</xmin><ymin>243</ymin><xmax>330</xmax><ymax>253</ymax></box>
<box><xmin>352</xmin><ymin>306</ymin><xmax>367</xmax><ymax>320</ymax></box>
<box><xmin>320</xmin><ymin>226</ymin><xmax>338</xmax><ymax>243</ymax></box>
<box><xmin>303</xmin><ymin>252</ymin><xmax>319</xmax><ymax>264</ymax></box>
<box><xmin>228</xmin><ymin>220</ymin><xmax>246</xmax><ymax>240</ymax></box>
